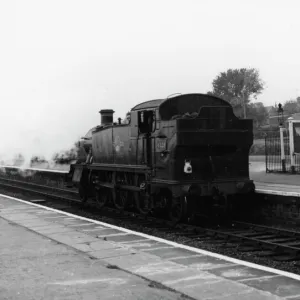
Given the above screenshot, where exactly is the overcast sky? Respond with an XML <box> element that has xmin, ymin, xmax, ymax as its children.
<box><xmin>1</xmin><ymin>0</ymin><xmax>299</xmax><ymax>163</ymax></box>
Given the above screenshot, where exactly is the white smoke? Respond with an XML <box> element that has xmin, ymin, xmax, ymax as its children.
<box><xmin>0</xmin><ymin>67</ymin><xmax>113</xmax><ymax>170</ymax></box>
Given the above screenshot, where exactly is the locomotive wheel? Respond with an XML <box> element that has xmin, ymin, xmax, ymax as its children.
<box><xmin>169</xmin><ymin>196</ymin><xmax>188</xmax><ymax>223</ymax></box>
<box><xmin>136</xmin><ymin>189</ymin><xmax>151</xmax><ymax>215</ymax></box>
<box><xmin>95</xmin><ymin>188</ymin><xmax>111</xmax><ymax>210</ymax></box>
<box><xmin>134</xmin><ymin>175</ymin><xmax>151</xmax><ymax>215</ymax></box>
<box><xmin>78</xmin><ymin>184</ymin><xmax>88</xmax><ymax>203</ymax></box>
<box><xmin>113</xmin><ymin>173</ymin><xmax>128</xmax><ymax>210</ymax></box>
<box><xmin>113</xmin><ymin>189</ymin><xmax>127</xmax><ymax>210</ymax></box>
<box><xmin>152</xmin><ymin>191</ymin><xmax>170</xmax><ymax>217</ymax></box>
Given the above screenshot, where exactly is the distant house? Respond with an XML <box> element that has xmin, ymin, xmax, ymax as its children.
<box><xmin>256</xmin><ymin>102</ymin><xmax>300</xmax><ymax>132</ymax></box>
<box><xmin>264</xmin><ymin>106</ymin><xmax>275</xmax><ymax>114</ymax></box>
<box><xmin>291</xmin><ymin>113</ymin><xmax>300</xmax><ymax>120</ymax></box>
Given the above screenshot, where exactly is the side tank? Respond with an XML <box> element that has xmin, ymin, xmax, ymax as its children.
<box><xmin>91</xmin><ymin>108</ymin><xmax>155</xmax><ymax>166</ymax></box>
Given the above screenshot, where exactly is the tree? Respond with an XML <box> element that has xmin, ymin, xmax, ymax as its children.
<box><xmin>30</xmin><ymin>156</ymin><xmax>47</xmax><ymax>166</ymax></box>
<box><xmin>52</xmin><ymin>142</ymin><xmax>80</xmax><ymax>164</ymax></box>
<box><xmin>208</xmin><ymin>68</ymin><xmax>265</xmax><ymax>118</ymax></box>
<box><xmin>283</xmin><ymin>99</ymin><xmax>300</xmax><ymax>115</ymax></box>
<box><xmin>246</xmin><ymin>102</ymin><xmax>268</xmax><ymax>128</ymax></box>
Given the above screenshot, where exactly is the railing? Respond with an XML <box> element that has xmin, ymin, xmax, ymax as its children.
<box><xmin>265</xmin><ymin>130</ymin><xmax>290</xmax><ymax>173</ymax></box>
<box><xmin>294</xmin><ymin>153</ymin><xmax>300</xmax><ymax>173</ymax></box>
<box><xmin>265</xmin><ymin>129</ymin><xmax>300</xmax><ymax>174</ymax></box>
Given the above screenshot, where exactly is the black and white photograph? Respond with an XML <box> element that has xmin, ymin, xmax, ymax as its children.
<box><xmin>1</xmin><ymin>0</ymin><xmax>300</xmax><ymax>299</ymax></box>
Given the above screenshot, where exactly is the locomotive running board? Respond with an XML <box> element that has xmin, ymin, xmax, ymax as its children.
<box><xmin>88</xmin><ymin>163</ymin><xmax>150</xmax><ymax>173</ymax></box>
<box><xmin>95</xmin><ymin>181</ymin><xmax>142</xmax><ymax>192</ymax></box>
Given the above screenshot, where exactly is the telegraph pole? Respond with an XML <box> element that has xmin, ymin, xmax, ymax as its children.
<box><xmin>243</xmin><ymin>91</ymin><xmax>247</xmax><ymax>119</ymax></box>
<box><xmin>242</xmin><ymin>72</ymin><xmax>249</xmax><ymax>119</ymax></box>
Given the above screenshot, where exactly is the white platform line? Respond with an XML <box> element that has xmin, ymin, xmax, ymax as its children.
<box><xmin>2</xmin><ymin>193</ymin><xmax>300</xmax><ymax>281</ymax></box>
<box><xmin>256</xmin><ymin>189</ymin><xmax>300</xmax><ymax>197</ymax></box>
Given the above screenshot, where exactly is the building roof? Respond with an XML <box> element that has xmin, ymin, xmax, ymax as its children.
<box><xmin>291</xmin><ymin>113</ymin><xmax>300</xmax><ymax>120</ymax></box>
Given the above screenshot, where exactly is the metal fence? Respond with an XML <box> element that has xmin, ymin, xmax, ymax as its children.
<box><xmin>294</xmin><ymin>153</ymin><xmax>300</xmax><ymax>173</ymax></box>
<box><xmin>265</xmin><ymin>130</ymin><xmax>292</xmax><ymax>173</ymax></box>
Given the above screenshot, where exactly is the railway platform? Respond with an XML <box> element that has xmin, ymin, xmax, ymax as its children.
<box><xmin>0</xmin><ymin>216</ymin><xmax>181</xmax><ymax>300</ymax></box>
<box><xmin>1</xmin><ymin>195</ymin><xmax>300</xmax><ymax>299</ymax></box>
<box><xmin>250</xmin><ymin>159</ymin><xmax>300</xmax><ymax>197</ymax></box>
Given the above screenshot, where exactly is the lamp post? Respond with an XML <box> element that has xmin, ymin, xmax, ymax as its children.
<box><xmin>288</xmin><ymin>117</ymin><xmax>296</xmax><ymax>174</ymax></box>
<box><xmin>277</xmin><ymin>103</ymin><xmax>284</xmax><ymax>126</ymax></box>
<box><xmin>277</xmin><ymin>103</ymin><xmax>286</xmax><ymax>172</ymax></box>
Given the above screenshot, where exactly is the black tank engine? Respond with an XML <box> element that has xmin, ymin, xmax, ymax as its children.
<box><xmin>68</xmin><ymin>93</ymin><xmax>255</xmax><ymax>222</ymax></box>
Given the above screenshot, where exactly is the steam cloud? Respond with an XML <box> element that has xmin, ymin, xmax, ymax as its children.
<box><xmin>0</xmin><ymin>65</ymin><xmax>129</xmax><ymax>171</ymax></box>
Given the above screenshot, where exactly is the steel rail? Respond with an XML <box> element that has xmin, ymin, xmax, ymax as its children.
<box><xmin>0</xmin><ymin>179</ymin><xmax>80</xmax><ymax>203</ymax></box>
<box><xmin>234</xmin><ymin>220</ymin><xmax>300</xmax><ymax>236</ymax></box>
<box><xmin>1</xmin><ymin>176</ymin><xmax>300</xmax><ymax>261</ymax></box>
<box><xmin>0</xmin><ymin>176</ymin><xmax>77</xmax><ymax>194</ymax></box>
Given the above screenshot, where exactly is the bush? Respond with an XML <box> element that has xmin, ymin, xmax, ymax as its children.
<box><xmin>250</xmin><ymin>139</ymin><xmax>265</xmax><ymax>155</ymax></box>
<box><xmin>52</xmin><ymin>142</ymin><xmax>79</xmax><ymax>164</ymax></box>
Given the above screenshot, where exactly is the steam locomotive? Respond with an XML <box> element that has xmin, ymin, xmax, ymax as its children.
<box><xmin>68</xmin><ymin>93</ymin><xmax>255</xmax><ymax>222</ymax></box>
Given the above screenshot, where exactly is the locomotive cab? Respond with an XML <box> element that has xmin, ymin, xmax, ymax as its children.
<box><xmin>138</xmin><ymin>110</ymin><xmax>154</xmax><ymax>134</ymax></box>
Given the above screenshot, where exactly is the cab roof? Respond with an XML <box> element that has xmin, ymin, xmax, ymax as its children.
<box><xmin>130</xmin><ymin>93</ymin><xmax>231</xmax><ymax>120</ymax></box>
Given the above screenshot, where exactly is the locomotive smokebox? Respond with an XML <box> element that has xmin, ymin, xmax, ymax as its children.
<box><xmin>99</xmin><ymin>109</ymin><xmax>115</xmax><ymax>125</ymax></box>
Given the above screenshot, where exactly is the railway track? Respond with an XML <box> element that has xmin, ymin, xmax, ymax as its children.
<box><xmin>0</xmin><ymin>174</ymin><xmax>300</xmax><ymax>267</ymax></box>
<box><xmin>0</xmin><ymin>176</ymin><xmax>79</xmax><ymax>203</ymax></box>
<box><xmin>183</xmin><ymin>222</ymin><xmax>300</xmax><ymax>262</ymax></box>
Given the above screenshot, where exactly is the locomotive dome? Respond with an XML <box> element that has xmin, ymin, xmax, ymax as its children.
<box><xmin>131</xmin><ymin>93</ymin><xmax>230</xmax><ymax>121</ymax></box>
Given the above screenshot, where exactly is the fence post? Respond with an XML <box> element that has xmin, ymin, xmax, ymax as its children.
<box><xmin>265</xmin><ymin>134</ymin><xmax>268</xmax><ymax>173</ymax></box>
<box><xmin>279</xmin><ymin>126</ymin><xmax>286</xmax><ymax>172</ymax></box>
<box><xmin>288</xmin><ymin>117</ymin><xmax>296</xmax><ymax>173</ymax></box>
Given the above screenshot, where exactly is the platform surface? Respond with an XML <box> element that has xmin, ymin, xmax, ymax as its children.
<box><xmin>1</xmin><ymin>195</ymin><xmax>300</xmax><ymax>299</ymax></box>
<box><xmin>250</xmin><ymin>160</ymin><xmax>300</xmax><ymax>196</ymax></box>
<box><xmin>0</xmin><ymin>206</ymin><xmax>188</xmax><ymax>299</ymax></box>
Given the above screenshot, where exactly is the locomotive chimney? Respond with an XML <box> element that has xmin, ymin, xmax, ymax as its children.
<box><xmin>99</xmin><ymin>109</ymin><xmax>115</xmax><ymax>125</ymax></box>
